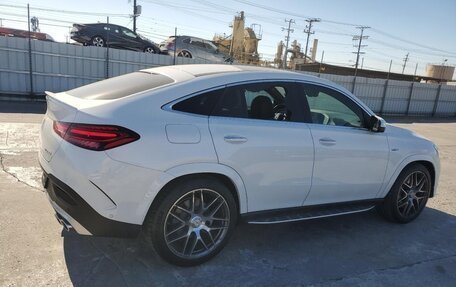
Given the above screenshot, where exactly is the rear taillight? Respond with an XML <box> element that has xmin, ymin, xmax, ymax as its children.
<box><xmin>53</xmin><ymin>121</ymin><xmax>140</xmax><ymax>151</ymax></box>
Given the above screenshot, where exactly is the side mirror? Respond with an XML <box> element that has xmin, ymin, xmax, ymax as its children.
<box><xmin>369</xmin><ymin>115</ymin><xmax>386</xmax><ymax>132</ymax></box>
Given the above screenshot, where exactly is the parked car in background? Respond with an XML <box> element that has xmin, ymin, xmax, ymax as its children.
<box><xmin>160</xmin><ymin>36</ymin><xmax>232</xmax><ymax>63</ymax></box>
<box><xmin>70</xmin><ymin>23</ymin><xmax>160</xmax><ymax>53</ymax></box>
<box><xmin>0</xmin><ymin>27</ymin><xmax>54</xmax><ymax>41</ymax></box>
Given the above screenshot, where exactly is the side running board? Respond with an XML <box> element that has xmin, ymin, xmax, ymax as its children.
<box><xmin>243</xmin><ymin>200</ymin><xmax>381</xmax><ymax>224</ymax></box>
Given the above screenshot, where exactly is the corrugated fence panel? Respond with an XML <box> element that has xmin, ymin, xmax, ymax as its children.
<box><xmin>353</xmin><ymin>77</ymin><xmax>385</xmax><ymax>112</ymax></box>
<box><xmin>435</xmin><ymin>86</ymin><xmax>456</xmax><ymax>115</ymax></box>
<box><xmin>321</xmin><ymin>74</ymin><xmax>355</xmax><ymax>92</ymax></box>
<box><xmin>408</xmin><ymin>83</ymin><xmax>439</xmax><ymax>115</ymax></box>
<box><xmin>383</xmin><ymin>80</ymin><xmax>411</xmax><ymax>114</ymax></box>
<box><xmin>0</xmin><ymin>37</ymin><xmax>30</xmax><ymax>94</ymax></box>
<box><xmin>0</xmin><ymin>37</ymin><xmax>455</xmax><ymax>117</ymax></box>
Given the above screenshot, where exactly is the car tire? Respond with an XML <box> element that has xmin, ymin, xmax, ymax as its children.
<box><xmin>144</xmin><ymin>177</ymin><xmax>237</xmax><ymax>266</ymax></box>
<box><xmin>177</xmin><ymin>50</ymin><xmax>192</xmax><ymax>58</ymax></box>
<box><xmin>377</xmin><ymin>163</ymin><xmax>431</xmax><ymax>223</ymax></box>
<box><xmin>144</xmin><ymin>46</ymin><xmax>157</xmax><ymax>54</ymax></box>
<box><xmin>91</xmin><ymin>35</ymin><xmax>105</xmax><ymax>47</ymax></box>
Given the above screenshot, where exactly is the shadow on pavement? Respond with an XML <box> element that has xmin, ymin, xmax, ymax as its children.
<box><xmin>62</xmin><ymin>207</ymin><xmax>456</xmax><ymax>286</ymax></box>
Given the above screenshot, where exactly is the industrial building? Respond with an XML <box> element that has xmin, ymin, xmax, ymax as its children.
<box><xmin>213</xmin><ymin>11</ymin><xmax>261</xmax><ymax>64</ymax></box>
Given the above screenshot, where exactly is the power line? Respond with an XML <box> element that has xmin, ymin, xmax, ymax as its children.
<box><xmin>0</xmin><ymin>3</ymin><xmax>130</xmax><ymax>17</ymax></box>
<box><xmin>144</xmin><ymin>0</ymin><xmax>229</xmax><ymax>25</ymax></box>
<box><xmin>233</xmin><ymin>0</ymin><xmax>359</xmax><ymax>26</ymax></box>
<box><xmin>368</xmin><ymin>39</ymin><xmax>456</xmax><ymax>60</ymax></box>
<box><xmin>370</xmin><ymin>28</ymin><xmax>456</xmax><ymax>56</ymax></box>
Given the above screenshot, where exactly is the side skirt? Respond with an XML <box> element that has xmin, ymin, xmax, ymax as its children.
<box><xmin>242</xmin><ymin>199</ymin><xmax>383</xmax><ymax>224</ymax></box>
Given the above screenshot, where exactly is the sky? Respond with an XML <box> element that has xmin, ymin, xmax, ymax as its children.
<box><xmin>0</xmin><ymin>0</ymin><xmax>455</xmax><ymax>77</ymax></box>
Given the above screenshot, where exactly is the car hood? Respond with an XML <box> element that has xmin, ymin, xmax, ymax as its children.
<box><xmin>386</xmin><ymin>123</ymin><xmax>432</xmax><ymax>143</ymax></box>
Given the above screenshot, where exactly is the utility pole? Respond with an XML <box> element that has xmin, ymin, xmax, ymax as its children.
<box><xmin>303</xmin><ymin>18</ymin><xmax>320</xmax><ymax>63</ymax></box>
<box><xmin>352</xmin><ymin>26</ymin><xmax>370</xmax><ymax>77</ymax></box>
<box><xmin>132</xmin><ymin>0</ymin><xmax>139</xmax><ymax>33</ymax></box>
<box><xmin>440</xmin><ymin>59</ymin><xmax>448</xmax><ymax>83</ymax></box>
<box><xmin>402</xmin><ymin>52</ymin><xmax>409</xmax><ymax>74</ymax></box>
<box><xmin>281</xmin><ymin>19</ymin><xmax>294</xmax><ymax>69</ymax></box>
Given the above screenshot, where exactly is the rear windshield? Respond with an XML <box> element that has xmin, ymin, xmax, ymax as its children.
<box><xmin>66</xmin><ymin>72</ymin><xmax>173</xmax><ymax>100</ymax></box>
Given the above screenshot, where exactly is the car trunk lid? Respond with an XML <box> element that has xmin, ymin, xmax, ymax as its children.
<box><xmin>40</xmin><ymin>91</ymin><xmax>103</xmax><ymax>162</ymax></box>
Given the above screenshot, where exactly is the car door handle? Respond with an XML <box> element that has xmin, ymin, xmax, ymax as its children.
<box><xmin>319</xmin><ymin>137</ymin><xmax>336</xmax><ymax>146</ymax></box>
<box><xmin>224</xmin><ymin>135</ymin><xmax>248</xmax><ymax>144</ymax></box>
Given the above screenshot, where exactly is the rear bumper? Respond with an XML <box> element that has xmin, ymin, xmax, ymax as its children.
<box><xmin>70</xmin><ymin>33</ymin><xmax>91</xmax><ymax>44</ymax></box>
<box><xmin>42</xmin><ymin>170</ymin><xmax>141</xmax><ymax>238</ymax></box>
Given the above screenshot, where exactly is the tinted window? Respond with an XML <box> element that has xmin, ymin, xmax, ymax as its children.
<box><xmin>121</xmin><ymin>28</ymin><xmax>136</xmax><ymax>38</ymax></box>
<box><xmin>204</xmin><ymin>41</ymin><xmax>217</xmax><ymax>51</ymax></box>
<box><xmin>173</xmin><ymin>89</ymin><xmax>223</xmax><ymax>116</ymax></box>
<box><xmin>213</xmin><ymin>82</ymin><xmax>301</xmax><ymax>122</ymax></box>
<box><xmin>191</xmin><ymin>40</ymin><xmax>206</xmax><ymax>48</ymax></box>
<box><xmin>301</xmin><ymin>84</ymin><xmax>365</xmax><ymax>128</ymax></box>
<box><xmin>182</xmin><ymin>38</ymin><xmax>190</xmax><ymax>44</ymax></box>
<box><xmin>67</xmin><ymin>72</ymin><xmax>173</xmax><ymax>100</ymax></box>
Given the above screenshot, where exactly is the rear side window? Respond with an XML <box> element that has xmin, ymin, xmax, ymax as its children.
<box><xmin>212</xmin><ymin>82</ymin><xmax>305</xmax><ymax>122</ymax></box>
<box><xmin>67</xmin><ymin>72</ymin><xmax>173</xmax><ymax>100</ymax></box>
<box><xmin>172</xmin><ymin>89</ymin><xmax>223</xmax><ymax>116</ymax></box>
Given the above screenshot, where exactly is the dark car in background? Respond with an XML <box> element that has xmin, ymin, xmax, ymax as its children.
<box><xmin>70</xmin><ymin>23</ymin><xmax>160</xmax><ymax>53</ymax></box>
<box><xmin>160</xmin><ymin>35</ymin><xmax>232</xmax><ymax>63</ymax></box>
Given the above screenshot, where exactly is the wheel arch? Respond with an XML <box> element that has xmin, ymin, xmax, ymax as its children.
<box><xmin>378</xmin><ymin>155</ymin><xmax>438</xmax><ymax>199</ymax></box>
<box><xmin>410</xmin><ymin>160</ymin><xmax>436</xmax><ymax>197</ymax></box>
<box><xmin>141</xmin><ymin>163</ymin><xmax>248</xmax><ymax>225</ymax></box>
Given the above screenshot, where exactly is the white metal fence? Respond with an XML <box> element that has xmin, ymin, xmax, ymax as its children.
<box><xmin>1</xmin><ymin>37</ymin><xmax>455</xmax><ymax>116</ymax></box>
<box><xmin>304</xmin><ymin>73</ymin><xmax>456</xmax><ymax>116</ymax></box>
<box><xmin>0</xmin><ymin>37</ymin><xmax>212</xmax><ymax>95</ymax></box>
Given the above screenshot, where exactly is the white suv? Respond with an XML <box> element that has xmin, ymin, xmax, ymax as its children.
<box><xmin>39</xmin><ymin>64</ymin><xmax>440</xmax><ymax>266</ymax></box>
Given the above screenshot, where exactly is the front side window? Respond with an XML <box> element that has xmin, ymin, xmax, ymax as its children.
<box><xmin>190</xmin><ymin>39</ymin><xmax>206</xmax><ymax>49</ymax></box>
<box><xmin>301</xmin><ymin>84</ymin><xmax>365</xmax><ymax>128</ymax></box>
<box><xmin>212</xmin><ymin>82</ymin><xmax>300</xmax><ymax>122</ymax></box>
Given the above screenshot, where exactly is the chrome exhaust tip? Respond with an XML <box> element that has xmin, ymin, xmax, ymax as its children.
<box><xmin>55</xmin><ymin>213</ymin><xmax>73</xmax><ymax>232</ymax></box>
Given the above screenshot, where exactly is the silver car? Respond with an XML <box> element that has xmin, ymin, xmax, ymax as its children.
<box><xmin>160</xmin><ymin>36</ymin><xmax>232</xmax><ymax>63</ymax></box>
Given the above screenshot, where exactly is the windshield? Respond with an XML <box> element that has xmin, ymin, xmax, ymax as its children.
<box><xmin>206</xmin><ymin>41</ymin><xmax>218</xmax><ymax>51</ymax></box>
<box><xmin>137</xmin><ymin>33</ymin><xmax>150</xmax><ymax>41</ymax></box>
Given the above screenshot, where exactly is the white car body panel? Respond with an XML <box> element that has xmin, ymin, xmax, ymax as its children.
<box><xmin>376</xmin><ymin>124</ymin><xmax>440</xmax><ymax>198</ymax></box>
<box><xmin>38</xmin><ymin>64</ymin><xmax>440</xmax><ymax>233</ymax></box>
<box><xmin>209</xmin><ymin>117</ymin><xmax>314</xmax><ymax>212</ymax></box>
<box><xmin>304</xmin><ymin>124</ymin><xmax>389</xmax><ymax>205</ymax></box>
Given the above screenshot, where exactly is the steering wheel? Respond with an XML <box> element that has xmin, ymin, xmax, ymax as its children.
<box><xmin>273</xmin><ymin>104</ymin><xmax>288</xmax><ymax>121</ymax></box>
<box><xmin>273</xmin><ymin>104</ymin><xmax>286</xmax><ymax>113</ymax></box>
